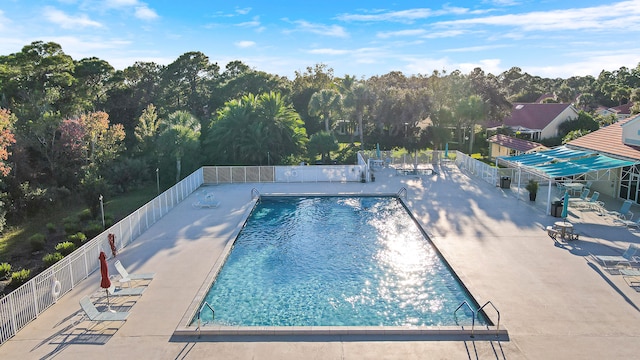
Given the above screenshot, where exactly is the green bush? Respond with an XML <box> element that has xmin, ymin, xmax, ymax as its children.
<box><xmin>105</xmin><ymin>214</ymin><xmax>115</xmax><ymax>228</ymax></box>
<box><xmin>42</xmin><ymin>252</ymin><xmax>64</xmax><ymax>267</ymax></box>
<box><xmin>78</xmin><ymin>209</ymin><xmax>94</xmax><ymax>221</ymax></box>
<box><xmin>10</xmin><ymin>269</ymin><xmax>31</xmax><ymax>286</ymax></box>
<box><xmin>0</xmin><ymin>262</ymin><xmax>11</xmax><ymax>279</ymax></box>
<box><xmin>46</xmin><ymin>222</ymin><xmax>57</xmax><ymax>233</ymax></box>
<box><xmin>55</xmin><ymin>241</ymin><xmax>76</xmax><ymax>256</ymax></box>
<box><xmin>29</xmin><ymin>233</ymin><xmax>46</xmax><ymax>252</ymax></box>
<box><xmin>63</xmin><ymin>220</ymin><xmax>81</xmax><ymax>235</ymax></box>
<box><xmin>67</xmin><ymin>232</ymin><xmax>87</xmax><ymax>245</ymax></box>
<box><xmin>83</xmin><ymin>222</ymin><xmax>103</xmax><ymax>239</ymax></box>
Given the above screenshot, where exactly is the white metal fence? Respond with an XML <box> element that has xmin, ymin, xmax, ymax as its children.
<box><xmin>203</xmin><ymin>165</ymin><xmax>366</xmax><ymax>184</ymax></box>
<box><xmin>1</xmin><ymin>163</ymin><xmax>379</xmax><ymax>345</ymax></box>
<box><xmin>454</xmin><ymin>151</ymin><xmax>548</xmax><ymax>187</ymax></box>
<box><xmin>0</xmin><ymin>168</ymin><xmax>204</xmax><ymax>345</ymax></box>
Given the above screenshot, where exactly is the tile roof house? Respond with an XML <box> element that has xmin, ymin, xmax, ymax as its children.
<box><xmin>501</xmin><ymin>103</ymin><xmax>579</xmax><ymax>141</ymax></box>
<box><xmin>568</xmin><ymin>114</ymin><xmax>640</xmax><ymax>161</ymax></box>
<box><xmin>567</xmin><ymin>114</ymin><xmax>640</xmax><ymax>201</ymax></box>
<box><xmin>595</xmin><ymin>102</ymin><xmax>634</xmax><ymax>121</ymax></box>
<box><xmin>488</xmin><ymin>134</ymin><xmax>548</xmax><ymax>159</ymax></box>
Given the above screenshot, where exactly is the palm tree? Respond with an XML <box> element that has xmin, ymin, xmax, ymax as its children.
<box><xmin>160</xmin><ymin>110</ymin><xmax>200</xmax><ymax>182</ymax></box>
<box><xmin>308</xmin><ymin>89</ymin><xmax>341</xmax><ymax>132</ymax></box>
<box><xmin>343</xmin><ymin>83</ymin><xmax>373</xmax><ymax>149</ymax></box>
<box><xmin>206</xmin><ymin>92</ymin><xmax>307</xmax><ymax>165</ymax></box>
<box><xmin>456</xmin><ymin>95</ymin><xmax>486</xmax><ymax>154</ymax></box>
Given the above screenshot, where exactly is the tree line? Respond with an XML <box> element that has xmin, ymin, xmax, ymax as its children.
<box><xmin>1</xmin><ymin>40</ymin><xmax>639</xmax><ymax>231</ymax></box>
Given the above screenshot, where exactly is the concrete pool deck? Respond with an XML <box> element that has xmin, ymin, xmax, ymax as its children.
<box><xmin>2</xmin><ymin>164</ymin><xmax>640</xmax><ymax>359</ymax></box>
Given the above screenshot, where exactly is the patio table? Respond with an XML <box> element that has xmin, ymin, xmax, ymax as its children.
<box><xmin>564</xmin><ymin>183</ymin><xmax>584</xmax><ymax>196</ymax></box>
<box><xmin>554</xmin><ymin>221</ymin><xmax>574</xmax><ymax>239</ymax></box>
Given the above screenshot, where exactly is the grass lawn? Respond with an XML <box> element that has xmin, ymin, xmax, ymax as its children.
<box><xmin>0</xmin><ymin>184</ymin><xmax>158</xmax><ymax>271</ymax></box>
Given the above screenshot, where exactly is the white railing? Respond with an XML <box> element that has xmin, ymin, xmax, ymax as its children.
<box><xmin>203</xmin><ymin>165</ymin><xmax>365</xmax><ymax>184</ymax></box>
<box><xmin>455</xmin><ymin>151</ymin><xmax>499</xmax><ymax>186</ymax></box>
<box><xmin>0</xmin><ymin>168</ymin><xmax>204</xmax><ymax>345</ymax></box>
<box><xmin>0</xmin><ymin>163</ymin><xmax>375</xmax><ymax>345</ymax></box>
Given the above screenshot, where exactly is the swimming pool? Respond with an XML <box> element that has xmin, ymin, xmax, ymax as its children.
<box><xmin>187</xmin><ymin>195</ymin><xmax>489</xmax><ymax>330</ymax></box>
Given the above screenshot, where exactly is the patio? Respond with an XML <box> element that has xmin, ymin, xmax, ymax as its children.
<box><xmin>2</xmin><ymin>164</ymin><xmax>640</xmax><ymax>359</ymax></box>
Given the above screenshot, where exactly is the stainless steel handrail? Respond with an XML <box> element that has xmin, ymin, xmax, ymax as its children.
<box><xmin>454</xmin><ymin>300</ymin><xmax>476</xmax><ymax>337</ymax></box>
<box><xmin>251</xmin><ymin>188</ymin><xmax>260</xmax><ymax>200</ymax></box>
<box><xmin>197</xmin><ymin>302</ymin><xmax>215</xmax><ymax>338</ymax></box>
<box><xmin>478</xmin><ymin>300</ymin><xmax>500</xmax><ymax>337</ymax></box>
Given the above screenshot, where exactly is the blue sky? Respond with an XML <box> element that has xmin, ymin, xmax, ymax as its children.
<box><xmin>1</xmin><ymin>0</ymin><xmax>639</xmax><ymax>79</ymax></box>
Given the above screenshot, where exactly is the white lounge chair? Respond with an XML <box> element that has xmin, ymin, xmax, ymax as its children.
<box><xmin>114</xmin><ymin>260</ymin><xmax>155</xmax><ymax>286</ymax></box>
<box><xmin>106</xmin><ymin>284</ymin><xmax>146</xmax><ymax>296</ymax></box>
<box><xmin>572</xmin><ymin>191</ymin><xmax>600</xmax><ymax>210</ymax></box>
<box><xmin>79</xmin><ymin>296</ymin><xmax>129</xmax><ymax>322</ymax></box>
<box><xmin>192</xmin><ymin>192</ymin><xmax>220</xmax><ymax>208</ymax></box>
<box><xmin>606</xmin><ymin>200</ymin><xmax>634</xmax><ymax>221</ymax></box>
<box><xmin>591</xmin><ymin>244</ymin><xmax>640</xmax><ymax>269</ymax></box>
<box><xmin>568</xmin><ymin>188</ymin><xmax>589</xmax><ymax>204</ymax></box>
<box><xmin>619</xmin><ymin>217</ymin><xmax>640</xmax><ymax>229</ymax></box>
<box><xmin>620</xmin><ymin>268</ymin><xmax>640</xmax><ymax>288</ymax></box>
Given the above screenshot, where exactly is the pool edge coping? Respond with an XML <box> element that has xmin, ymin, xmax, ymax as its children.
<box><xmin>175</xmin><ymin>192</ymin><xmax>508</xmax><ymax>341</ymax></box>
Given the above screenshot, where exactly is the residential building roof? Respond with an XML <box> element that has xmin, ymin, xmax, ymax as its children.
<box><xmin>488</xmin><ymin>134</ymin><xmax>547</xmax><ymax>153</ymax></box>
<box><xmin>503</xmin><ymin>103</ymin><xmax>574</xmax><ymax>130</ymax></box>
<box><xmin>567</xmin><ymin>114</ymin><xmax>640</xmax><ymax>161</ymax></box>
<box><xmin>611</xmin><ymin>102</ymin><xmax>633</xmax><ymax>115</ymax></box>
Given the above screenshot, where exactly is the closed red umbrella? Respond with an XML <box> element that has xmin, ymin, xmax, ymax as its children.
<box><xmin>99</xmin><ymin>251</ymin><xmax>112</xmax><ymax>310</ymax></box>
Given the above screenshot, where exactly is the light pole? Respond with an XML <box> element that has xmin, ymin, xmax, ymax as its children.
<box><xmin>156</xmin><ymin>168</ymin><xmax>159</xmax><ymax>195</ymax></box>
<box><xmin>267</xmin><ymin>151</ymin><xmax>270</xmax><ymax>166</ymax></box>
<box><xmin>99</xmin><ymin>194</ymin><xmax>105</xmax><ymax>229</ymax></box>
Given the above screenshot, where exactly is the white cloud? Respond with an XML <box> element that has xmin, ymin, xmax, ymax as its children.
<box><xmin>457</xmin><ymin>58</ymin><xmax>503</xmax><ymax>74</ymax></box>
<box><xmin>527</xmin><ymin>48</ymin><xmax>640</xmax><ymax>77</ymax></box>
<box><xmin>101</xmin><ymin>0</ymin><xmax>159</xmax><ymax>20</ymax></box>
<box><xmin>237</xmin><ymin>16</ymin><xmax>260</xmax><ymax>28</ymax></box>
<box><xmin>436</xmin><ymin>0</ymin><xmax>640</xmax><ymax>32</ymax></box>
<box><xmin>236</xmin><ymin>7</ymin><xmax>252</xmax><ymax>15</ymax></box>
<box><xmin>44</xmin><ymin>7</ymin><xmax>103</xmax><ymax>29</ymax></box>
<box><xmin>377</xmin><ymin>29</ymin><xmax>427</xmax><ymax>39</ymax></box>
<box><xmin>404</xmin><ymin>56</ymin><xmax>455</xmax><ymax>75</ymax></box>
<box><xmin>105</xmin><ymin>0</ymin><xmax>139</xmax><ymax>8</ymax></box>
<box><xmin>337</xmin><ymin>6</ymin><xmax>491</xmax><ymax>23</ymax></box>
<box><xmin>0</xmin><ymin>10</ymin><xmax>8</xmax><ymax>30</ymax></box>
<box><xmin>307</xmin><ymin>48</ymin><xmax>350</xmax><ymax>55</ymax></box>
<box><xmin>135</xmin><ymin>6</ymin><xmax>158</xmax><ymax>20</ymax></box>
<box><xmin>235</xmin><ymin>41</ymin><xmax>256</xmax><ymax>48</ymax></box>
<box><xmin>442</xmin><ymin>44</ymin><xmax>508</xmax><ymax>53</ymax></box>
<box><xmin>337</xmin><ymin>8</ymin><xmax>434</xmax><ymax>23</ymax></box>
<box><xmin>285</xmin><ymin>20</ymin><xmax>348</xmax><ymax>38</ymax></box>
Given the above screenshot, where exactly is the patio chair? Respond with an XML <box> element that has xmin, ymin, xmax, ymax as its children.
<box><xmin>591</xmin><ymin>244</ymin><xmax>640</xmax><ymax>269</ymax></box>
<box><xmin>572</xmin><ymin>191</ymin><xmax>600</xmax><ymax>210</ymax></box>
<box><xmin>79</xmin><ymin>296</ymin><xmax>129</xmax><ymax>322</ymax></box>
<box><xmin>620</xmin><ymin>268</ymin><xmax>640</xmax><ymax>288</ymax></box>
<box><xmin>106</xmin><ymin>284</ymin><xmax>146</xmax><ymax>296</ymax></box>
<box><xmin>619</xmin><ymin>217</ymin><xmax>640</xmax><ymax>229</ymax></box>
<box><xmin>114</xmin><ymin>260</ymin><xmax>155</xmax><ymax>286</ymax></box>
<box><xmin>568</xmin><ymin>188</ymin><xmax>590</xmax><ymax>205</ymax></box>
<box><xmin>606</xmin><ymin>199</ymin><xmax>634</xmax><ymax>221</ymax></box>
<box><xmin>192</xmin><ymin>192</ymin><xmax>220</xmax><ymax>208</ymax></box>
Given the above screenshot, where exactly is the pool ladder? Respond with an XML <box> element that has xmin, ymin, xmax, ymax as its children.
<box><xmin>454</xmin><ymin>300</ymin><xmax>500</xmax><ymax>338</ymax></box>
<box><xmin>397</xmin><ymin>187</ymin><xmax>407</xmax><ymax>199</ymax></box>
<box><xmin>251</xmin><ymin>188</ymin><xmax>260</xmax><ymax>200</ymax></box>
<box><xmin>196</xmin><ymin>302</ymin><xmax>215</xmax><ymax>338</ymax></box>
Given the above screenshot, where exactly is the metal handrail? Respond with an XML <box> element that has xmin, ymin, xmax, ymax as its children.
<box><xmin>251</xmin><ymin>188</ymin><xmax>260</xmax><ymax>200</ymax></box>
<box><xmin>454</xmin><ymin>301</ymin><xmax>476</xmax><ymax>337</ymax></box>
<box><xmin>397</xmin><ymin>187</ymin><xmax>407</xmax><ymax>199</ymax></box>
<box><xmin>478</xmin><ymin>300</ymin><xmax>500</xmax><ymax>337</ymax></box>
<box><xmin>197</xmin><ymin>302</ymin><xmax>215</xmax><ymax>338</ymax></box>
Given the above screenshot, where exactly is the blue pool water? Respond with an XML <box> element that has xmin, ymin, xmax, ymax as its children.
<box><xmin>195</xmin><ymin>196</ymin><xmax>487</xmax><ymax>327</ymax></box>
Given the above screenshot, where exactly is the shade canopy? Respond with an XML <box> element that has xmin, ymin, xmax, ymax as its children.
<box><xmin>498</xmin><ymin>146</ymin><xmax>636</xmax><ymax>179</ymax></box>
